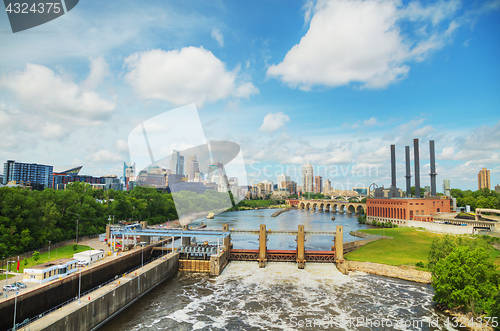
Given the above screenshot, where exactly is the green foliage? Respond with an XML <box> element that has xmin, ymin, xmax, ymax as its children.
<box><xmin>428</xmin><ymin>235</ymin><xmax>492</xmax><ymax>272</ymax></box>
<box><xmin>432</xmin><ymin>245</ymin><xmax>499</xmax><ymax>314</ymax></box>
<box><xmin>23</xmin><ymin>258</ymin><xmax>28</xmax><ymax>266</ymax></box>
<box><xmin>451</xmin><ymin>188</ymin><xmax>500</xmax><ymax>212</ymax></box>
<box><xmin>490</xmin><ymin>293</ymin><xmax>500</xmax><ymax>328</ymax></box>
<box><xmin>73</xmin><ymin>243</ymin><xmax>78</xmax><ymax>251</ymax></box>
<box><xmin>32</xmin><ymin>251</ymin><xmax>40</xmax><ymax>262</ymax></box>
<box><xmin>0</xmin><ymin>184</ymin><xmax>179</xmax><ymax>257</ymax></box>
<box><xmin>357</xmin><ymin>215</ymin><xmax>366</xmax><ymax>224</ymax></box>
<box><xmin>301</xmin><ymin>192</ymin><xmax>328</xmax><ymax>200</ymax></box>
<box><xmin>416</xmin><ymin>261</ymin><xmax>425</xmax><ymax>268</ymax></box>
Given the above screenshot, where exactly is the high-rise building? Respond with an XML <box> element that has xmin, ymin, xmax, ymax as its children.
<box><xmin>124</xmin><ymin>162</ymin><xmax>135</xmax><ymax>178</ymax></box>
<box><xmin>314</xmin><ymin>176</ymin><xmax>322</xmax><ymax>194</ymax></box>
<box><xmin>277</xmin><ymin>174</ymin><xmax>290</xmax><ymax>189</ymax></box>
<box><xmin>302</xmin><ymin>164</ymin><xmax>314</xmax><ymax>193</ymax></box>
<box><xmin>170</xmin><ymin>150</ymin><xmax>185</xmax><ymax>175</ymax></box>
<box><xmin>323</xmin><ymin>179</ymin><xmax>331</xmax><ymax>194</ymax></box>
<box><xmin>3</xmin><ymin>160</ymin><xmax>53</xmax><ymax>190</ymax></box>
<box><xmin>478</xmin><ymin>168</ymin><xmax>491</xmax><ymax>190</ymax></box>
<box><xmin>443</xmin><ymin>179</ymin><xmax>451</xmax><ymax>196</ymax></box>
<box><xmin>261</xmin><ymin>180</ymin><xmax>273</xmax><ymax>193</ymax></box>
<box><xmin>187</xmin><ymin>155</ymin><xmax>199</xmax><ymax>182</ymax></box>
<box><xmin>285</xmin><ymin>181</ymin><xmax>297</xmax><ymax>195</ymax></box>
<box><xmin>208</xmin><ymin>162</ymin><xmax>224</xmax><ymax>182</ymax></box>
<box><xmin>495</xmin><ymin>184</ymin><xmax>500</xmax><ymax>194</ymax></box>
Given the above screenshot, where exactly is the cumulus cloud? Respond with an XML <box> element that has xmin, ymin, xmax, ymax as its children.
<box><xmin>124</xmin><ymin>47</ymin><xmax>258</xmax><ymax>108</ymax></box>
<box><xmin>267</xmin><ymin>0</ymin><xmax>460</xmax><ymax>90</ymax></box>
<box><xmin>0</xmin><ymin>62</ymin><xmax>115</xmax><ymax>126</ymax></box>
<box><xmin>211</xmin><ymin>28</ymin><xmax>224</xmax><ymax>47</ymax></box>
<box><xmin>82</xmin><ymin>57</ymin><xmax>110</xmax><ymax>91</ymax></box>
<box><xmin>259</xmin><ymin>112</ymin><xmax>291</xmax><ymax>133</ymax></box>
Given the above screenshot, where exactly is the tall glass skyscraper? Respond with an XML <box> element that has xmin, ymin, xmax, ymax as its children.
<box><xmin>3</xmin><ymin>160</ymin><xmax>54</xmax><ymax>190</ymax></box>
<box><xmin>302</xmin><ymin>163</ymin><xmax>314</xmax><ymax>193</ymax></box>
<box><xmin>170</xmin><ymin>150</ymin><xmax>185</xmax><ymax>175</ymax></box>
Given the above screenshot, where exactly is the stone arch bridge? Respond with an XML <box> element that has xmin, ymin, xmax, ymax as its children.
<box><xmin>286</xmin><ymin>199</ymin><xmax>366</xmax><ymax>214</ymax></box>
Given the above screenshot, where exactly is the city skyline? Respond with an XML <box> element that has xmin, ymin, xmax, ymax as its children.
<box><xmin>0</xmin><ymin>0</ymin><xmax>499</xmax><ymax>191</ymax></box>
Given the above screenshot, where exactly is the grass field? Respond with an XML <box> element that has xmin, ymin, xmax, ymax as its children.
<box><xmin>345</xmin><ymin>228</ymin><xmax>444</xmax><ymax>267</ymax></box>
<box><xmin>3</xmin><ymin>244</ymin><xmax>90</xmax><ymax>274</ymax></box>
<box><xmin>0</xmin><ymin>274</ymin><xmax>15</xmax><ymax>281</ymax></box>
<box><xmin>345</xmin><ymin>228</ymin><xmax>500</xmax><ymax>269</ymax></box>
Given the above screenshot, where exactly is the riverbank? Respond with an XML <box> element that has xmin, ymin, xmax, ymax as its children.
<box><xmin>348</xmin><ymin>261</ymin><xmax>431</xmax><ymax>283</ymax></box>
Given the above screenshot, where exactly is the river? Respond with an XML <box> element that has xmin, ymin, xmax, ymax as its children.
<box><xmin>101</xmin><ymin>209</ymin><xmax>458</xmax><ymax>331</ymax></box>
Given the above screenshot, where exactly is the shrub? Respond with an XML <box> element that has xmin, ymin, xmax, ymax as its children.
<box><xmin>416</xmin><ymin>261</ymin><xmax>425</xmax><ymax>268</ymax></box>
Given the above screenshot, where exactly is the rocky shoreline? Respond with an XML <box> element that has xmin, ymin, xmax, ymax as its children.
<box><xmin>347</xmin><ymin>261</ymin><xmax>432</xmax><ymax>283</ymax></box>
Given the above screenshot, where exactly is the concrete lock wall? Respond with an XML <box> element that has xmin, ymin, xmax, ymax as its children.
<box><xmin>0</xmin><ymin>248</ymin><xmax>154</xmax><ymax>331</ymax></box>
<box><xmin>38</xmin><ymin>253</ymin><xmax>179</xmax><ymax>331</ymax></box>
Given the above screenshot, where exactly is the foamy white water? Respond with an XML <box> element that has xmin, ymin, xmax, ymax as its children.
<box><xmin>102</xmin><ymin>261</ymin><xmax>457</xmax><ymax>331</ymax></box>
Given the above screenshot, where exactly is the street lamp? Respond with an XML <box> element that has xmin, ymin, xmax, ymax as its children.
<box><xmin>47</xmin><ymin>241</ymin><xmax>51</xmax><ymax>263</ymax></box>
<box><xmin>4</xmin><ymin>260</ymin><xmax>16</xmax><ymax>298</ymax></box>
<box><xmin>140</xmin><ymin>242</ymin><xmax>147</xmax><ymax>270</ymax></box>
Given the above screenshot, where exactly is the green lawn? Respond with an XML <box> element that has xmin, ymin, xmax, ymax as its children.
<box><xmin>4</xmin><ymin>244</ymin><xmax>90</xmax><ymax>274</ymax></box>
<box><xmin>345</xmin><ymin>227</ymin><xmax>444</xmax><ymax>267</ymax></box>
<box><xmin>0</xmin><ymin>274</ymin><xmax>15</xmax><ymax>281</ymax></box>
<box><xmin>345</xmin><ymin>228</ymin><xmax>500</xmax><ymax>269</ymax></box>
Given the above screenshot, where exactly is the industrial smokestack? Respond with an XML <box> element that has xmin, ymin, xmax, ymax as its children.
<box><xmin>391</xmin><ymin>145</ymin><xmax>396</xmax><ymax>188</ymax></box>
<box><xmin>429</xmin><ymin>140</ymin><xmax>437</xmax><ymax>196</ymax></box>
<box><xmin>414</xmin><ymin>139</ymin><xmax>420</xmax><ymax>198</ymax></box>
<box><xmin>405</xmin><ymin>146</ymin><xmax>411</xmax><ymax>197</ymax></box>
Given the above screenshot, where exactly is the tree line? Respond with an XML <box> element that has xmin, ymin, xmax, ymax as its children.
<box><xmin>0</xmin><ymin>182</ymin><xmax>180</xmax><ymax>258</ymax></box>
<box><xmin>451</xmin><ymin>188</ymin><xmax>500</xmax><ymax>211</ymax></box>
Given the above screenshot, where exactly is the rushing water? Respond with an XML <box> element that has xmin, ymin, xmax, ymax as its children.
<box><xmin>101</xmin><ymin>209</ymin><xmax>457</xmax><ymax>331</ymax></box>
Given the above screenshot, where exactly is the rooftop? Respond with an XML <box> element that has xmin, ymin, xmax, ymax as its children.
<box><xmin>27</xmin><ymin>258</ymin><xmax>77</xmax><ymax>270</ymax></box>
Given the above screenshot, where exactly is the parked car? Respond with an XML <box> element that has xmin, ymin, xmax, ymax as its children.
<box><xmin>3</xmin><ymin>285</ymin><xmax>19</xmax><ymax>291</ymax></box>
<box><xmin>14</xmin><ymin>282</ymin><xmax>27</xmax><ymax>289</ymax></box>
<box><xmin>78</xmin><ymin>261</ymin><xmax>89</xmax><ymax>266</ymax></box>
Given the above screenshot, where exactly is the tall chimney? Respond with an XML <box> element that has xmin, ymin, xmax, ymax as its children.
<box><xmin>429</xmin><ymin>140</ymin><xmax>437</xmax><ymax>196</ymax></box>
<box><xmin>414</xmin><ymin>139</ymin><xmax>420</xmax><ymax>198</ymax></box>
<box><xmin>391</xmin><ymin>145</ymin><xmax>396</xmax><ymax>188</ymax></box>
<box><xmin>405</xmin><ymin>146</ymin><xmax>411</xmax><ymax>197</ymax></box>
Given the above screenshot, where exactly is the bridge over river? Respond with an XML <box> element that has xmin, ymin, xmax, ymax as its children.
<box><xmin>286</xmin><ymin>198</ymin><xmax>366</xmax><ymax>214</ymax></box>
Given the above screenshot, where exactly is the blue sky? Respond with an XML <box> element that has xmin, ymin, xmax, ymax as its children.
<box><xmin>0</xmin><ymin>0</ymin><xmax>499</xmax><ymax>191</ymax></box>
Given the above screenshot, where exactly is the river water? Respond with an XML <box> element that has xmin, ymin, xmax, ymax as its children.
<box><xmin>101</xmin><ymin>209</ymin><xmax>458</xmax><ymax>331</ymax></box>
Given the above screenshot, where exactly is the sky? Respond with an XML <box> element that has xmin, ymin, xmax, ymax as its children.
<box><xmin>0</xmin><ymin>0</ymin><xmax>499</xmax><ymax>191</ymax></box>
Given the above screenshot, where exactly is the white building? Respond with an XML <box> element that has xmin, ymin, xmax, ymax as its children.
<box><xmin>24</xmin><ymin>258</ymin><xmax>78</xmax><ymax>284</ymax></box>
<box><xmin>74</xmin><ymin>250</ymin><xmax>105</xmax><ymax>264</ymax></box>
<box><xmin>302</xmin><ymin>164</ymin><xmax>314</xmax><ymax>193</ymax></box>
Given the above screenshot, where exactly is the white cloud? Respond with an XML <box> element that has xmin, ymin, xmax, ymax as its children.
<box><xmin>211</xmin><ymin>28</ymin><xmax>224</xmax><ymax>47</ymax></box>
<box><xmin>85</xmin><ymin>150</ymin><xmax>122</xmax><ymax>163</ymax></box>
<box><xmin>115</xmin><ymin>139</ymin><xmax>129</xmax><ymax>153</ymax></box>
<box><xmin>82</xmin><ymin>57</ymin><xmax>110</xmax><ymax>91</ymax></box>
<box><xmin>267</xmin><ymin>0</ymin><xmax>459</xmax><ymax>90</ymax></box>
<box><xmin>124</xmin><ymin>47</ymin><xmax>258</xmax><ymax>108</ymax></box>
<box><xmin>364</xmin><ymin>117</ymin><xmax>378</xmax><ymax>126</ymax></box>
<box><xmin>0</xmin><ymin>62</ymin><xmax>115</xmax><ymax>126</ymax></box>
<box><xmin>259</xmin><ymin>112</ymin><xmax>291</xmax><ymax>133</ymax></box>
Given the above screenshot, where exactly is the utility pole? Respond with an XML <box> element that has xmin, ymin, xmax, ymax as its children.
<box><xmin>48</xmin><ymin>241</ymin><xmax>51</xmax><ymax>262</ymax></box>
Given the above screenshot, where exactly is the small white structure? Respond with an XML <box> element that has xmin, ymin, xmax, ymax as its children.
<box><xmin>73</xmin><ymin>250</ymin><xmax>105</xmax><ymax>264</ymax></box>
<box><xmin>24</xmin><ymin>258</ymin><xmax>78</xmax><ymax>284</ymax></box>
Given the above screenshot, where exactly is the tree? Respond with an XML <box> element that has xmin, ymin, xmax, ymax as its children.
<box><xmin>432</xmin><ymin>245</ymin><xmax>499</xmax><ymax>315</ymax></box>
<box><xmin>32</xmin><ymin>251</ymin><xmax>40</xmax><ymax>263</ymax></box>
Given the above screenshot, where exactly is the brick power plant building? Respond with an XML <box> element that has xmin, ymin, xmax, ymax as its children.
<box><xmin>366</xmin><ymin>139</ymin><xmax>452</xmax><ymax>226</ymax></box>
